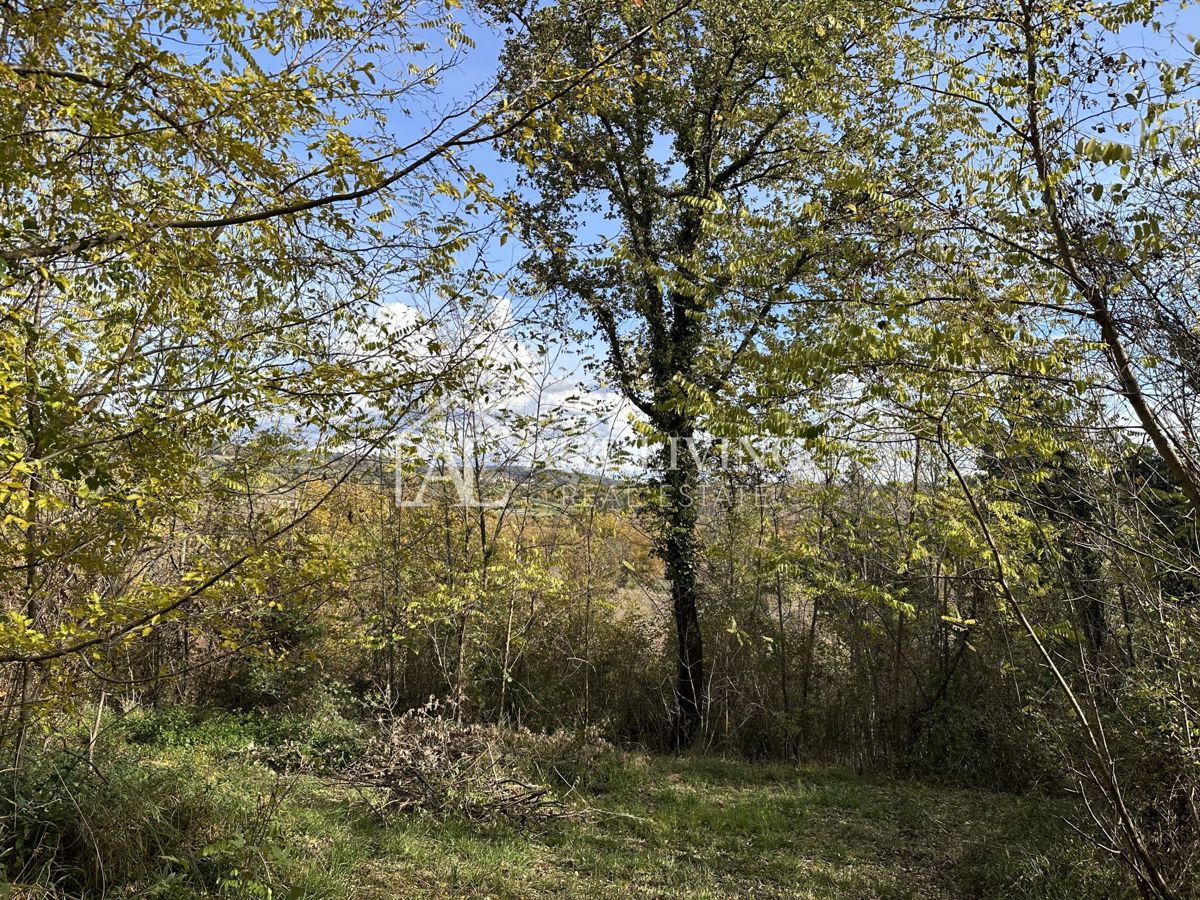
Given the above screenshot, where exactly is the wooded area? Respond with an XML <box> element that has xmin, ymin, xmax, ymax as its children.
<box><xmin>4</xmin><ymin>0</ymin><xmax>1200</xmax><ymax>896</ymax></box>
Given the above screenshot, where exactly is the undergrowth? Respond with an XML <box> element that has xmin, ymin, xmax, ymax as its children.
<box><xmin>0</xmin><ymin>707</ymin><xmax>1133</xmax><ymax>899</ymax></box>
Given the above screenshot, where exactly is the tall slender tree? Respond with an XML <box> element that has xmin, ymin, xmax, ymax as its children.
<box><xmin>493</xmin><ymin>0</ymin><xmax>931</xmax><ymax>745</ymax></box>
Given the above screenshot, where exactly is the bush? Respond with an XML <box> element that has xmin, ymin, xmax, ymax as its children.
<box><xmin>124</xmin><ymin>706</ymin><xmax>367</xmax><ymax>772</ymax></box>
<box><xmin>1</xmin><ymin>744</ymin><xmax>290</xmax><ymax>898</ymax></box>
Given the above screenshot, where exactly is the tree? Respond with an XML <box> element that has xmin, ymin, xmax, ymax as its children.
<box><xmin>903</xmin><ymin>3</ymin><xmax>1200</xmax><ymax>891</ymax></box>
<box><xmin>494</xmin><ymin>0</ymin><xmax>931</xmax><ymax>745</ymax></box>
<box><xmin>0</xmin><ymin>0</ymin><xmax>490</xmax><ymax>763</ymax></box>
<box><xmin>910</xmin><ymin>0</ymin><xmax>1200</xmax><ymax>515</ymax></box>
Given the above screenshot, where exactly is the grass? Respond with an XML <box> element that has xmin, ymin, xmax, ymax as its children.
<box><xmin>267</xmin><ymin>754</ymin><xmax>1126</xmax><ymax>899</ymax></box>
<box><xmin>6</xmin><ymin>713</ymin><xmax>1132</xmax><ymax>898</ymax></box>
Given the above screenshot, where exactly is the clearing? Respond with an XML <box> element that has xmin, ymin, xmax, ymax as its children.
<box><xmin>269</xmin><ymin>755</ymin><xmax>1121</xmax><ymax>898</ymax></box>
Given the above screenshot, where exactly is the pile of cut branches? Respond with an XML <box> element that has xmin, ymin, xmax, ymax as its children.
<box><xmin>339</xmin><ymin>703</ymin><xmax>570</xmax><ymax>825</ymax></box>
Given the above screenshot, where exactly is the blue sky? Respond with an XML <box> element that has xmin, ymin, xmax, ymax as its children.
<box><xmin>363</xmin><ymin>6</ymin><xmax>640</xmax><ymax>471</ymax></box>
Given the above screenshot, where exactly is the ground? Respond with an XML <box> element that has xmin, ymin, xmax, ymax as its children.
<box><xmin>270</xmin><ymin>755</ymin><xmax>1127</xmax><ymax>899</ymax></box>
<box><xmin>18</xmin><ymin>712</ymin><xmax>1128</xmax><ymax>898</ymax></box>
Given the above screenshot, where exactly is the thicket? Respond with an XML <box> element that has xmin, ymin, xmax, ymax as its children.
<box><xmin>5</xmin><ymin>0</ymin><xmax>1200</xmax><ymax>896</ymax></box>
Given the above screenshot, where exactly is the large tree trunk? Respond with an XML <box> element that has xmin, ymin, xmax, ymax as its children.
<box><xmin>662</xmin><ymin>431</ymin><xmax>703</xmax><ymax>748</ymax></box>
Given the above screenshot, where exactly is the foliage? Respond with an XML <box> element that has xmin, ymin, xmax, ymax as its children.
<box><xmin>3</xmin><ymin>742</ymin><xmax>291</xmax><ymax>897</ymax></box>
<box><xmin>6</xmin><ymin>0</ymin><xmax>1200</xmax><ymax>895</ymax></box>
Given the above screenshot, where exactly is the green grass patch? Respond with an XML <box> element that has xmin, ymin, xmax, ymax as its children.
<box><xmin>270</xmin><ymin>752</ymin><xmax>1129</xmax><ymax>899</ymax></box>
<box><xmin>3</xmin><ymin>714</ymin><xmax>1131</xmax><ymax>899</ymax></box>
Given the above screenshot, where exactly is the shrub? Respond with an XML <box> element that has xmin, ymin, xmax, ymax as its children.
<box><xmin>124</xmin><ymin>706</ymin><xmax>367</xmax><ymax>772</ymax></box>
<box><xmin>1</xmin><ymin>743</ymin><xmax>290</xmax><ymax>898</ymax></box>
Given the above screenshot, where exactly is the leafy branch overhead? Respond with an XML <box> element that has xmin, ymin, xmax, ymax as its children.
<box><xmin>5</xmin><ymin>1</ymin><xmax>1200</xmax><ymax>897</ymax></box>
